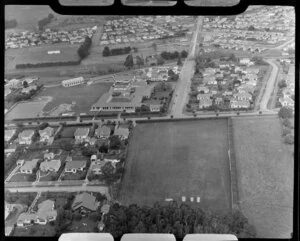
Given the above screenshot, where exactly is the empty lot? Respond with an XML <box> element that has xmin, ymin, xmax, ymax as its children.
<box><xmin>233</xmin><ymin>116</ymin><xmax>293</xmax><ymax>238</ymax></box>
<box><xmin>120</xmin><ymin>119</ymin><xmax>231</xmax><ymax>212</ymax></box>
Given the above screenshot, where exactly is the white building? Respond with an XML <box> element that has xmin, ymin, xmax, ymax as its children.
<box><xmin>62</xmin><ymin>77</ymin><xmax>84</xmax><ymax>87</ymax></box>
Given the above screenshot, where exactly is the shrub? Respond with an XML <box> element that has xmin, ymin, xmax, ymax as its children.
<box><xmin>282</xmin><ymin>128</ymin><xmax>291</xmax><ymax>136</ymax></box>
<box><xmin>278</xmin><ymin>107</ymin><xmax>293</xmax><ymax>119</ymax></box>
<box><xmin>282</xmin><ymin>118</ymin><xmax>292</xmax><ymax>128</ymax></box>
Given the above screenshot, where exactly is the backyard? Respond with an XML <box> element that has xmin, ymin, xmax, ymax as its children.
<box><xmin>232</xmin><ymin>116</ymin><xmax>293</xmax><ymax>238</ymax></box>
<box><xmin>120</xmin><ymin>119</ymin><xmax>231</xmax><ymax>212</ymax></box>
<box><xmin>35</xmin><ymin>82</ymin><xmax>111</xmax><ymax>114</ymax></box>
<box><xmin>13</xmin><ymin>224</ymin><xmax>56</xmax><ymax>237</ymax></box>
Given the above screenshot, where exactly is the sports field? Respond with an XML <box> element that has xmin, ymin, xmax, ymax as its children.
<box><xmin>36</xmin><ymin>82</ymin><xmax>111</xmax><ymax>114</ymax></box>
<box><xmin>120</xmin><ymin>119</ymin><xmax>231</xmax><ymax>212</ymax></box>
<box><xmin>5</xmin><ymin>99</ymin><xmax>49</xmax><ymax>121</ymax></box>
<box><xmin>233</xmin><ymin>116</ymin><xmax>293</xmax><ymax>238</ymax></box>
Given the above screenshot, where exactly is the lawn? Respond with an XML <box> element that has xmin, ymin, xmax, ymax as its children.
<box><xmin>8</xmin><ymin>173</ymin><xmax>34</xmax><ymax>182</ymax></box>
<box><xmin>5</xmin><ymin>99</ymin><xmax>49</xmax><ymax>121</ymax></box>
<box><xmin>13</xmin><ymin>224</ymin><xmax>56</xmax><ymax>237</ymax></box>
<box><xmin>60</xmin><ymin>126</ymin><xmax>78</xmax><ymax>138</ymax></box>
<box><xmin>35</xmin><ymin>82</ymin><xmax>111</xmax><ymax>114</ymax></box>
<box><xmin>68</xmin><ymin>217</ymin><xmax>98</xmax><ymax>232</ymax></box>
<box><xmin>120</xmin><ymin>119</ymin><xmax>231</xmax><ymax>212</ymax></box>
<box><xmin>62</xmin><ymin>170</ymin><xmax>87</xmax><ymax>181</ymax></box>
<box><xmin>232</xmin><ymin>116</ymin><xmax>293</xmax><ymax>238</ymax></box>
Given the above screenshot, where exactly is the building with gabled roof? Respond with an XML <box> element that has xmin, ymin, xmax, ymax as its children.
<box><xmin>65</xmin><ymin>160</ymin><xmax>86</xmax><ymax>173</ymax></box>
<box><xmin>72</xmin><ymin>192</ymin><xmax>99</xmax><ymax>214</ymax></box>
<box><xmin>40</xmin><ymin>159</ymin><xmax>61</xmax><ymax>173</ymax></box>
<box><xmin>20</xmin><ymin>159</ymin><xmax>39</xmax><ymax>174</ymax></box>
<box><xmin>95</xmin><ymin>125</ymin><xmax>111</xmax><ymax>139</ymax></box>
<box><xmin>18</xmin><ymin>129</ymin><xmax>35</xmax><ymax>145</ymax></box>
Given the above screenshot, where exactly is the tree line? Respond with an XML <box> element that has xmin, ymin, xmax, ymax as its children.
<box><xmin>103</xmin><ymin>46</ymin><xmax>138</xmax><ymax>57</ymax></box>
<box><xmin>160</xmin><ymin>50</ymin><xmax>188</xmax><ymax>60</ymax></box>
<box><xmin>16</xmin><ymin>60</ymin><xmax>80</xmax><ymax>69</ymax></box>
<box><xmin>38</xmin><ymin>13</ymin><xmax>54</xmax><ymax>31</ymax></box>
<box><xmin>103</xmin><ymin>202</ymin><xmax>256</xmax><ymax>239</ymax></box>
<box><xmin>5</xmin><ymin>19</ymin><xmax>18</xmax><ymax>29</ymax></box>
<box><xmin>77</xmin><ymin>36</ymin><xmax>92</xmax><ymax>60</ymax></box>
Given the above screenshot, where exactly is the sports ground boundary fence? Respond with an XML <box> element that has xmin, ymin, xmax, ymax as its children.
<box><xmin>227</xmin><ymin>117</ymin><xmax>240</xmax><ymax>211</ymax></box>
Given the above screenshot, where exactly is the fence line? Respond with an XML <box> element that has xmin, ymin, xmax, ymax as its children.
<box><xmin>227</xmin><ymin>117</ymin><xmax>240</xmax><ymax>211</ymax></box>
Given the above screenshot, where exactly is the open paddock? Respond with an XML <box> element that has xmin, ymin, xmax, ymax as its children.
<box><xmin>120</xmin><ymin>119</ymin><xmax>231</xmax><ymax>212</ymax></box>
<box><xmin>233</xmin><ymin>116</ymin><xmax>293</xmax><ymax>238</ymax></box>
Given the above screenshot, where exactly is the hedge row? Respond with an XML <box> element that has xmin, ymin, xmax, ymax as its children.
<box><xmin>16</xmin><ymin>60</ymin><xmax>80</xmax><ymax>69</ymax></box>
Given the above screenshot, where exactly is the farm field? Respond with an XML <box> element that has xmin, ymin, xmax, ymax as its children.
<box><xmin>120</xmin><ymin>119</ymin><xmax>231</xmax><ymax>212</ymax></box>
<box><xmin>5</xmin><ymin>99</ymin><xmax>50</xmax><ymax>121</ymax></box>
<box><xmin>35</xmin><ymin>82</ymin><xmax>112</xmax><ymax>114</ymax></box>
<box><xmin>232</xmin><ymin>116</ymin><xmax>293</xmax><ymax>238</ymax></box>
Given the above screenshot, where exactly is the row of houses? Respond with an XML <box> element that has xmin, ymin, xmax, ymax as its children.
<box><xmin>5</xmin><ymin>26</ymin><xmax>97</xmax><ymax>50</ymax></box>
<box><xmin>278</xmin><ymin>64</ymin><xmax>295</xmax><ymax>109</ymax></box>
<box><xmin>145</xmin><ymin>65</ymin><xmax>181</xmax><ymax>82</ymax></box>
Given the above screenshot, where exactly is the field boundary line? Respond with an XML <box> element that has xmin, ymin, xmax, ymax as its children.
<box><xmin>227</xmin><ymin>117</ymin><xmax>240</xmax><ymax>211</ymax></box>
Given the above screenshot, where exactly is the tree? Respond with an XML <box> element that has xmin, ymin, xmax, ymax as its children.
<box><xmin>181</xmin><ymin>50</ymin><xmax>188</xmax><ymax>58</ymax></box>
<box><xmin>23</xmin><ymin>80</ymin><xmax>29</xmax><ymax>88</ymax></box>
<box><xmin>109</xmin><ymin>135</ymin><xmax>121</xmax><ymax>150</ymax></box>
<box><xmin>248</xmin><ymin>25</ymin><xmax>255</xmax><ymax>31</ymax></box>
<box><xmin>284</xmin><ymin>134</ymin><xmax>294</xmax><ymax>144</ymax></box>
<box><xmin>124</xmin><ymin>55</ymin><xmax>134</xmax><ymax>69</ymax></box>
<box><xmin>99</xmin><ymin>144</ymin><xmax>108</xmax><ymax>153</ymax></box>
<box><xmin>81</xmin><ymin>146</ymin><xmax>96</xmax><ymax>157</ymax></box>
<box><xmin>38</xmin><ymin>122</ymin><xmax>49</xmax><ymax>130</ymax></box>
<box><xmin>282</xmin><ymin>128</ymin><xmax>291</xmax><ymax>136</ymax></box>
<box><xmin>136</xmin><ymin>56</ymin><xmax>144</xmax><ymax>67</ymax></box>
<box><xmin>282</xmin><ymin>118</ymin><xmax>292</xmax><ymax>128</ymax></box>
<box><xmin>278</xmin><ymin>107</ymin><xmax>293</xmax><ymax>118</ymax></box>
<box><xmin>278</xmin><ymin>80</ymin><xmax>287</xmax><ymax>89</ymax></box>
<box><xmin>102</xmin><ymin>162</ymin><xmax>115</xmax><ymax>178</ymax></box>
<box><xmin>177</xmin><ymin>57</ymin><xmax>183</xmax><ymax>66</ymax></box>
<box><xmin>103</xmin><ymin>46</ymin><xmax>111</xmax><ymax>57</ymax></box>
<box><xmin>59</xmin><ymin>140</ymin><xmax>73</xmax><ymax>152</ymax></box>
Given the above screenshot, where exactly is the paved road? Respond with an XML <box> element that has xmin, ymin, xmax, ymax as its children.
<box><xmin>6</xmin><ymin>185</ymin><xmax>111</xmax><ymax>200</ymax></box>
<box><xmin>259</xmin><ymin>59</ymin><xmax>279</xmax><ymax>112</ymax></box>
<box><xmin>171</xmin><ymin>16</ymin><xmax>203</xmax><ymax>117</ymax></box>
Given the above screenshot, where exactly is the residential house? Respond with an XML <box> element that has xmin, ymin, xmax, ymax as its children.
<box><xmin>240</xmin><ymin>58</ymin><xmax>251</xmax><ymax>65</ymax></box>
<box><xmin>199</xmin><ymin>99</ymin><xmax>213</xmax><ymax>109</ymax></box>
<box><xmin>20</xmin><ymin>159</ymin><xmax>39</xmax><ymax>174</ymax></box>
<box><xmin>197</xmin><ymin>86</ymin><xmax>210</xmax><ymax>94</ymax></box>
<box><xmin>71</xmin><ymin>192</ymin><xmax>99</xmax><ymax>214</ymax></box>
<box><xmin>197</xmin><ymin>93</ymin><xmax>212</xmax><ymax>100</ymax></box>
<box><xmin>21</xmin><ymin>85</ymin><xmax>37</xmax><ymax>94</ymax></box>
<box><xmin>65</xmin><ymin>161</ymin><xmax>86</xmax><ymax>173</ymax></box>
<box><xmin>95</xmin><ymin>126</ymin><xmax>111</xmax><ymax>139</ymax></box>
<box><xmin>17</xmin><ymin>200</ymin><xmax>57</xmax><ymax>227</ymax></box>
<box><xmin>91</xmin><ymin>161</ymin><xmax>107</xmax><ymax>175</ymax></box>
<box><xmin>279</xmin><ymin>96</ymin><xmax>294</xmax><ymax>108</ymax></box>
<box><xmin>40</xmin><ymin>159</ymin><xmax>61</xmax><ymax>172</ymax></box>
<box><xmin>114</xmin><ymin>127</ymin><xmax>130</xmax><ymax>140</ymax></box>
<box><xmin>214</xmin><ymin>97</ymin><xmax>223</xmax><ymax>105</ymax></box>
<box><xmin>230</xmin><ymin>100</ymin><xmax>251</xmax><ymax>109</ymax></box>
<box><xmin>234</xmin><ymin>92</ymin><xmax>252</xmax><ymax>101</ymax></box>
<box><xmin>5</xmin><ymin>129</ymin><xmax>16</xmax><ymax>142</ymax></box>
<box><xmin>39</xmin><ymin>127</ymin><xmax>54</xmax><ymax>143</ymax></box>
<box><xmin>18</xmin><ymin>130</ymin><xmax>35</xmax><ymax>145</ymax></box>
<box><xmin>74</xmin><ymin>128</ymin><xmax>90</xmax><ymax>143</ymax></box>
<box><xmin>44</xmin><ymin>152</ymin><xmax>55</xmax><ymax>161</ymax></box>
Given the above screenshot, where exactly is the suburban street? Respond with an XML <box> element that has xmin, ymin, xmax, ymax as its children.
<box><xmin>171</xmin><ymin>16</ymin><xmax>203</xmax><ymax>117</ymax></box>
<box><xmin>259</xmin><ymin>59</ymin><xmax>279</xmax><ymax>112</ymax></box>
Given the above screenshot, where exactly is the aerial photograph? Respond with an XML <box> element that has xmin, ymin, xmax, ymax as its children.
<box><xmin>4</xmin><ymin>4</ymin><xmax>295</xmax><ymax>240</ymax></box>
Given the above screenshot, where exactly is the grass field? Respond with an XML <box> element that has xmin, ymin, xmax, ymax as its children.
<box><xmin>5</xmin><ymin>100</ymin><xmax>49</xmax><ymax>121</ymax></box>
<box><xmin>232</xmin><ymin>116</ymin><xmax>293</xmax><ymax>238</ymax></box>
<box><xmin>9</xmin><ymin>44</ymin><xmax>80</xmax><ymax>68</ymax></box>
<box><xmin>35</xmin><ymin>83</ymin><xmax>111</xmax><ymax>114</ymax></box>
<box><xmin>120</xmin><ymin>119</ymin><xmax>231</xmax><ymax>212</ymax></box>
<box><xmin>8</xmin><ymin>173</ymin><xmax>34</xmax><ymax>182</ymax></box>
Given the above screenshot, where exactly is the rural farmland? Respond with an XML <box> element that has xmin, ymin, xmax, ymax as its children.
<box><xmin>120</xmin><ymin>119</ymin><xmax>231</xmax><ymax>212</ymax></box>
<box><xmin>233</xmin><ymin>116</ymin><xmax>293</xmax><ymax>238</ymax></box>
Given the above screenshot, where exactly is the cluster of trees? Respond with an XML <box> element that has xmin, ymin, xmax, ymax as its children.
<box><xmin>16</xmin><ymin>60</ymin><xmax>80</xmax><ymax>69</ymax></box>
<box><xmin>5</xmin><ymin>19</ymin><xmax>18</xmax><ymax>29</ymax></box>
<box><xmin>251</xmin><ymin>56</ymin><xmax>268</xmax><ymax>65</ymax></box>
<box><xmin>103</xmin><ymin>46</ymin><xmax>137</xmax><ymax>57</ymax></box>
<box><xmin>103</xmin><ymin>202</ymin><xmax>256</xmax><ymax>239</ymax></box>
<box><xmin>160</xmin><ymin>50</ymin><xmax>188</xmax><ymax>60</ymax></box>
<box><xmin>168</xmin><ymin>69</ymin><xmax>179</xmax><ymax>81</ymax></box>
<box><xmin>38</xmin><ymin>13</ymin><xmax>54</xmax><ymax>31</ymax></box>
<box><xmin>278</xmin><ymin>107</ymin><xmax>294</xmax><ymax>145</ymax></box>
<box><xmin>124</xmin><ymin>55</ymin><xmax>134</xmax><ymax>69</ymax></box>
<box><xmin>77</xmin><ymin>36</ymin><xmax>92</xmax><ymax>60</ymax></box>
<box><xmin>6</xmin><ymin>84</ymin><xmax>44</xmax><ymax>104</ymax></box>
<box><xmin>278</xmin><ymin>79</ymin><xmax>287</xmax><ymax>89</ymax></box>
